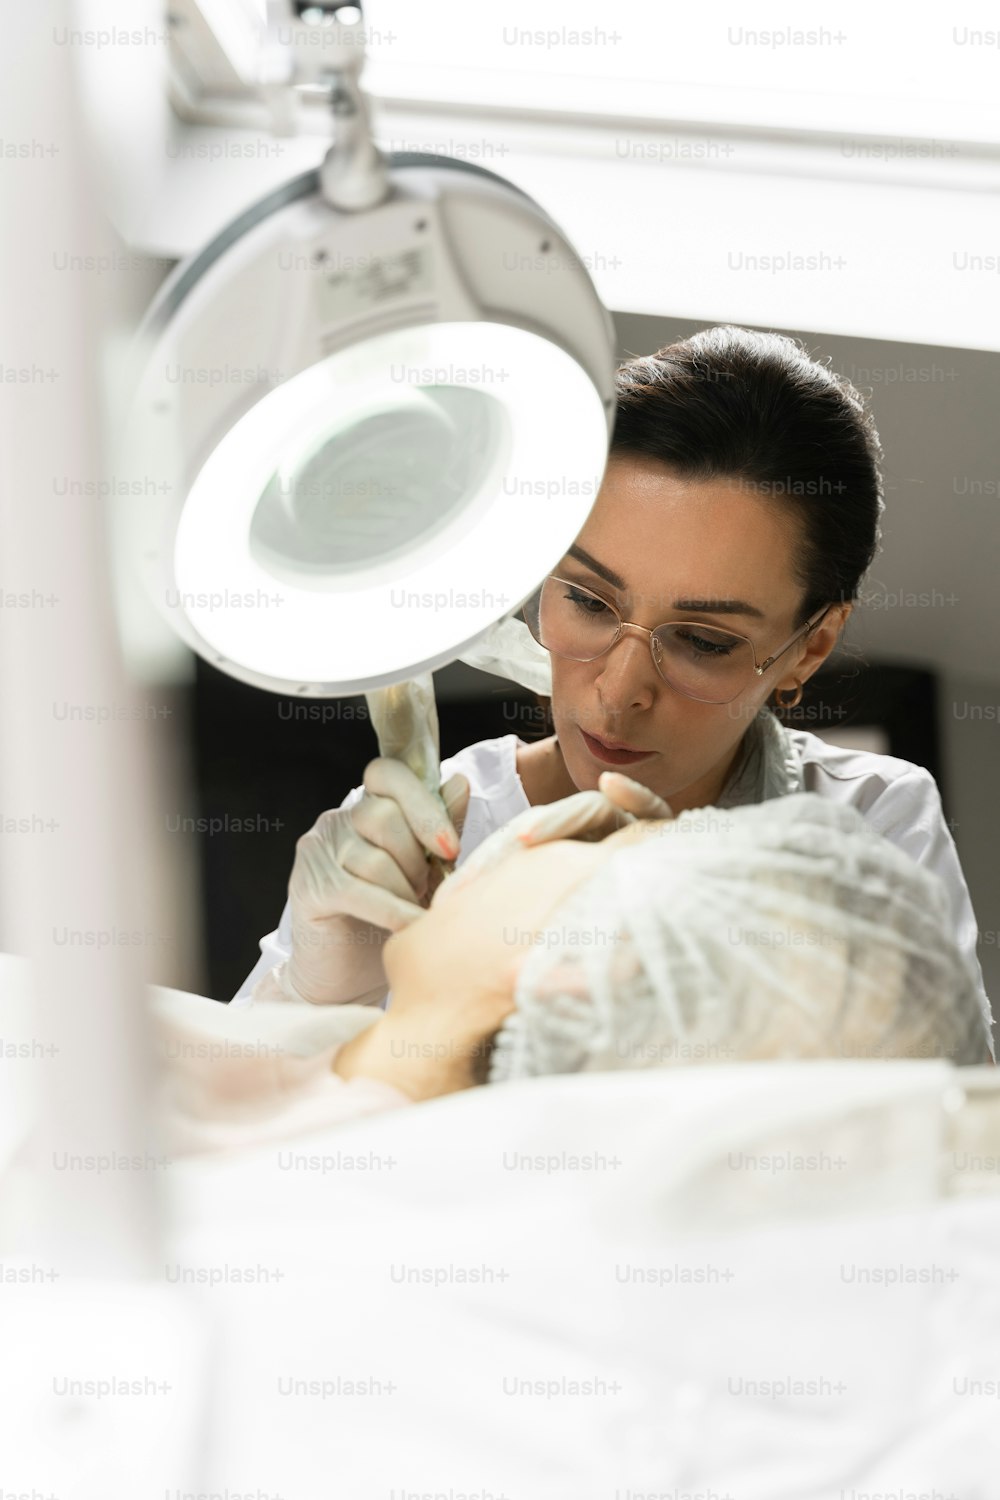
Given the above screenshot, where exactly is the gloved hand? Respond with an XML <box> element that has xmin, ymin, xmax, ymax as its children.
<box><xmin>516</xmin><ymin>769</ymin><xmax>673</xmax><ymax>843</ymax></box>
<box><xmin>284</xmin><ymin>760</ymin><xmax>470</xmax><ymax>1005</ymax></box>
<box><xmin>433</xmin><ymin>771</ymin><xmax>672</xmax><ymax>905</ymax></box>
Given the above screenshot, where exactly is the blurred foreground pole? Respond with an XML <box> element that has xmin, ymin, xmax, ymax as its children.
<box><xmin>0</xmin><ymin>0</ymin><xmax>162</xmax><ymax>1276</ymax></box>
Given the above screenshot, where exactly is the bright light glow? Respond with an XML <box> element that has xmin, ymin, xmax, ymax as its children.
<box><xmin>174</xmin><ymin>320</ymin><xmax>608</xmax><ymax>689</ymax></box>
<box><xmin>227</xmin><ymin>0</ymin><xmax>1000</xmax><ymax>141</ymax></box>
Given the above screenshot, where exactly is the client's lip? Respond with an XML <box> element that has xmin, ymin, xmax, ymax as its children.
<box><xmin>579</xmin><ymin>728</ymin><xmax>655</xmax><ymax>766</ymax></box>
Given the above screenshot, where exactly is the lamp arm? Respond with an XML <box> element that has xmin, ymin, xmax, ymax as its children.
<box><xmin>261</xmin><ymin>0</ymin><xmax>391</xmax><ymax>209</ymax></box>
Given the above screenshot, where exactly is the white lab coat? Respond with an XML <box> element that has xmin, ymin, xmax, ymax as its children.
<box><xmin>232</xmin><ymin>731</ymin><xmax>994</xmax><ymax>1057</ymax></box>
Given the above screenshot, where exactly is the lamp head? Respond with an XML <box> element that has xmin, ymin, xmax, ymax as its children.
<box><xmin>121</xmin><ymin>154</ymin><xmax>615</xmax><ymax>696</ymax></box>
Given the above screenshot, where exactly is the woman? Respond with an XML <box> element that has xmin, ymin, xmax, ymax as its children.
<box><xmin>162</xmin><ymin>791</ymin><xmax>990</xmax><ymax>1155</ymax></box>
<box><xmin>234</xmin><ymin>325</ymin><xmax>990</xmax><ymax>1044</ymax></box>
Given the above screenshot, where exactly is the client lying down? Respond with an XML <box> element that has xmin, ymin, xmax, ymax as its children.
<box><xmin>155</xmin><ymin>790</ymin><xmax>992</xmax><ymax>1155</ymax></box>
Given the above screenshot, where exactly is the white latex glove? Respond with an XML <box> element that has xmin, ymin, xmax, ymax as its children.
<box><xmin>433</xmin><ymin>771</ymin><xmax>672</xmax><ymax>905</ymax></box>
<box><xmin>285</xmin><ymin>760</ymin><xmax>470</xmax><ymax>1005</ymax></box>
<box><xmin>517</xmin><ymin>770</ymin><xmax>673</xmax><ymax>843</ymax></box>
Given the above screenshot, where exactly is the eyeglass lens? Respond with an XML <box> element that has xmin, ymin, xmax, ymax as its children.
<box><xmin>525</xmin><ymin>577</ymin><xmax>757</xmax><ymax>703</ymax></box>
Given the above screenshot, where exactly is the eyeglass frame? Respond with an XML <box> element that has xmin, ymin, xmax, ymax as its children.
<box><xmin>525</xmin><ymin>574</ymin><xmax>834</xmax><ymax>705</ymax></box>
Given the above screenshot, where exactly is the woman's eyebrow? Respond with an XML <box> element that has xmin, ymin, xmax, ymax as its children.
<box><xmin>566</xmin><ymin>544</ymin><xmax>765</xmax><ymax>620</ymax></box>
<box><xmin>567</xmin><ymin>544</ymin><xmax>627</xmax><ymax>591</ymax></box>
<box><xmin>672</xmin><ymin>596</ymin><xmax>766</xmax><ymax>621</ymax></box>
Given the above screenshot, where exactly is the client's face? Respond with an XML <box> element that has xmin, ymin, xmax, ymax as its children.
<box><xmin>384</xmin><ymin>842</ymin><xmax>595</xmax><ymax>1010</ymax></box>
<box><xmin>383</xmin><ymin>819</ymin><xmax>653</xmax><ymax>1013</ymax></box>
<box><xmin>332</xmin><ymin>822</ymin><xmax>657</xmax><ymax>1101</ymax></box>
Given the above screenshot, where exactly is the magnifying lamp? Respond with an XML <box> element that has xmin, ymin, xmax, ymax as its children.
<box><xmin>121</xmin><ymin>0</ymin><xmax>616</xmax><ymax>808</ymax></box>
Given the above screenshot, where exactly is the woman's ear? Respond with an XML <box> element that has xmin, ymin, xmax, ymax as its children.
<box><xmin>796</xmin><ymin>601</ymin><xmax>852</xmax><ymax>685</ymax></box>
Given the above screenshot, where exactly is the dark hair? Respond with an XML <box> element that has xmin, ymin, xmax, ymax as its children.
<box><xmin>611</xmin><ymin>325</ymin><xmax>884</xmax><ymax>626</ymax></box>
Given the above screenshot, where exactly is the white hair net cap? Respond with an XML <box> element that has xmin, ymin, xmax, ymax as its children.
<box><xmin>488</xmin><ymin>793</ymin><xmax>989</xmax><ymax>1082</ymax></box>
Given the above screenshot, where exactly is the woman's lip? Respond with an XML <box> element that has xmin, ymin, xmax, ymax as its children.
<box><xmin>579</xmin><ymin>728</ymin><xmax>655</xmax><ymax>765</ymax></box>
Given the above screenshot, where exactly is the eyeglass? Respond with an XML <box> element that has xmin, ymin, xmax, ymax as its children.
<box><xmin>522</xmin><ymin>575</ymin><xmax>832</xmax><ymax>705</ymax></box>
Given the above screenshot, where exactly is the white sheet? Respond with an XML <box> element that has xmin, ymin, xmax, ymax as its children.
<box><xmin>5</xmin><ymin>958</ymin><xmax>1000</xmax><ymax>1496</ymax></box>
<box><xmin>155</xmin><ymin>1062</ymin><xmax>1000</xmax><ymax>1498</ymax></box>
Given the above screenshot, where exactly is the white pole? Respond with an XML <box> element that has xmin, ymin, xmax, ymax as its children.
<box><xmin>0</xmin><ymin>1</ymin><xmax>162</xmax><ymax>1276</ymax></box>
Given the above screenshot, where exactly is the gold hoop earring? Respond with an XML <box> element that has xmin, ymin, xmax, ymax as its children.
<box><xmin>774</xmin><ymin>681</ymin><xmax>804</xmax><ymax>709</ymax></box>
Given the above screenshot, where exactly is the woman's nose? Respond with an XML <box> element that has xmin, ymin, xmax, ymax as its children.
<box><xmin>593</xmin><ymin>629</ymin><xmax>658</xmax><ymax>711</ymax></box>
